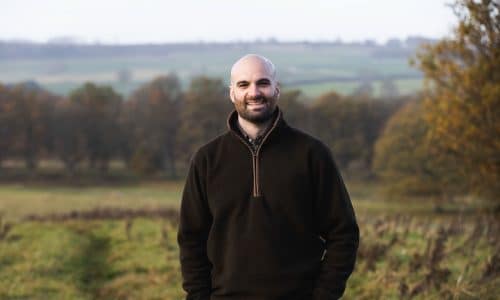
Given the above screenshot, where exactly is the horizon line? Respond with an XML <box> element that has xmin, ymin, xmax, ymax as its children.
<box><xmin>0</xmin><ymin>35</ymin><xmax>439</xmax><ymax>47</ymax></box>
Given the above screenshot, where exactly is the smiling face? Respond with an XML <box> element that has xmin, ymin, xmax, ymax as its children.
<box><xmin>229</xmin><ymin>55</ymin><xmax>280</xmax><ymax>124</ymax></box>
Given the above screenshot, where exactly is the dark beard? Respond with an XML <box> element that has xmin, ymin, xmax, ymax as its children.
<box><xmin>239</xmin><ymin>104</ymin><xmax>276</xmax><ymax>124</ymax></box>
<box><xmin>235</xmin><ymin>91</ymin><xmax>278</xmax><ymax>124</ymax></box>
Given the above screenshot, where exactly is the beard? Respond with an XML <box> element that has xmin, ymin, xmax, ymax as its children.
<box><xmin>233</xmin><ymin>90</ymin><xmax>278</xmax><ymax>124</ymax></box>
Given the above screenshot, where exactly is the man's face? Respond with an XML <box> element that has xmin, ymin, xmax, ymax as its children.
<box><xmin>230</xmin><ymin>58</ymin><xmax>279</xmax><ymax>124</ymax></box>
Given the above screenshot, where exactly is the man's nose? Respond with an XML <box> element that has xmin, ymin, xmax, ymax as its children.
<box><xmin>247</xmin><ymin>84</ymin><xmax>261</xmax><ymax>99</ymax></box>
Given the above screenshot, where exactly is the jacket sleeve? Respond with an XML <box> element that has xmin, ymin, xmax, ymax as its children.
<box><xmin>311</xmin><ymin>145</ymin><xmax>359</xmax><ymax>300</ymax></box>
<box><xmin>177</xmin><ymin>151</ymin><xmax>213</xmax><ymax>300</ymax></box>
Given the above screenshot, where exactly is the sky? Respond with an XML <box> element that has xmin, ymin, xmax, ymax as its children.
<box><xmin>1</xmin><ymin>0</ymin><xmax>458</xmax><ymax>44</ymax></box>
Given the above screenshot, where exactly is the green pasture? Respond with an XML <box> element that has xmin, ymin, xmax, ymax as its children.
<box><xmin>0</xmin><ymin>181</ymin><xmax>498</xmax><ymax>299</ymax></box>
<box><xmin>1</xmin><ymin>44</ymin><xmax>421</xmax><ymax>98</ymax></box>
<box><xmin>0</xmin><ymin>182</ymin><xmax>183</xmax><ymax>221</ymax></box>
<box><xmin>0</xmin><ymin>219</ymin><xmax>182</xmax><ymax>300</ymax></box>
<box><xmin>289</xmin><ymin>78</ymin><xmax>422</xmax><ymax>98</ymax></box>
<box><xmin>0</xmin><ymin>180</ymin><xmax>492</xmax><ymax>221</ymax></box>
<box><xmin>0</xmin><ymin>180</ymin><xmax>430</xmax><ymax>221</ymax></box>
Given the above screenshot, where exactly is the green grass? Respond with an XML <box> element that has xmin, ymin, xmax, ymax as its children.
<box><xmin>286</xmin><ymin>78</ymin><xmax>422</xmax><ymax>99</ymax></box>
<box><xmin>287</xmin><ymin>81</ymin><xmax>360</xmax><ymax>97</ymax></box>
<box><xmin>393</xmin><ymin>78</ymin><xmax>423</xmax><ymax>94</ymax></box>
<box><xmin>0</xmin><ymin>181</ymin><xmax>498</xmax><ymax>299</ymax></box>
<box><xmin>0</xmin><ymin>219</ymin><xmax>183</xmax><ymax>300</ymax></box>
<box><xmin>345</xmin><ymin>213</ymin><xmax>500</xmax><ymax>300</ymax></box>
<box><xmin>0</xmin><ymin>182</ymin><xmax>183</xmax><ymax>221</ymax></box>
<box><xmin>1</xmin><ymin>214</ymin><xmax>497</xmax><ymax>299</ymax></box>
<box><xmin>0</xmin><ymin>179</ymin><xmax>491</xmax><ymax>221</ymax></box>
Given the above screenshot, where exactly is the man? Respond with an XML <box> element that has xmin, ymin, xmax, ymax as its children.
<box><xmin>178</xmin><ymin>54</ymin><xmax>359</xmax><ymax>300</ymax></box>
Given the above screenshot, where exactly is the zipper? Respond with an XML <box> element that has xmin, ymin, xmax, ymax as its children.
<box><xmin>252</xmin><ymin>153</ymin><xmax>258</xmax><ymax>196</ymax></box>
<box><xmin>232</xmin><ymin>133</ymin><xmax>258</xmax><ymax>196</ymax></box>
<box><xmin>232</xmin><ymin>111</ymin><xmax>281</xmax><ymax>197</ymax></box>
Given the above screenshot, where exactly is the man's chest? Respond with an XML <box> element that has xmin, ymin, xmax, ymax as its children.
<box><xmin>205</xmin><ymin>145</ymin><xmax>314</xmax><ymax>226</ymax></box>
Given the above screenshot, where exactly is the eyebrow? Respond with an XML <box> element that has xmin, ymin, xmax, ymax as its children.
<box><xmin>257</xmin><ymin>78</ymin><xmax>271</xmax><ymax>84</ymax></box>
<box><xmin>235</xmin><ymin>78</ymin><xmax>272</xmax><ymax>86</ymax></box>
<box><xmin>236</xmin><ymin>80</ymin><xmax>249</xmax><ymax>86</ymax></box>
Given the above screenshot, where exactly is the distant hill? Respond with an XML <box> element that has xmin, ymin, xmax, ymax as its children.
<box><xmin>0</xmin><ymin>38</ymin><xmax>436</xmax><ymax>98</ymax></box>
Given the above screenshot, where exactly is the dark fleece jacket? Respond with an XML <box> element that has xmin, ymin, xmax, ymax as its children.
<box><xmin>178</xmin><ymin>107</ymin><xmax>359</xmax><ymax>300</ymax></box>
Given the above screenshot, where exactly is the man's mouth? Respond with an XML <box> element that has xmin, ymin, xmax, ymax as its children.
<box><xmin>246</xmin><ymin>102</ymin><xmax>267</xmax><ymax>110</ymax></box>
<box><xmin>246</xmin><ymin>97</ymin><xmax>267</xmax><ymax>107</ymax></box>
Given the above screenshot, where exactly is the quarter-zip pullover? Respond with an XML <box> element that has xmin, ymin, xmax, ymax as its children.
<box><xmin>236</xmin><ymin>119</ymin><xmax>272</xmax><ymax>153</ymax></box>
<box><xmin>178</xmin><ymin>107</ymin><xmax>359</xmax><ymax>300</ymax></box>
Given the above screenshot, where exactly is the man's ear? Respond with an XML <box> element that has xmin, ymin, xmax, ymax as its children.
<box><xmin>229</xmin><ymin>86</ymin><xmax>235</xmax><ymax>103</ymax></box>
<box><xmin>275</xmin><ymin>83</ymin><xmax>280</xmax><ymax>98</ymax></box>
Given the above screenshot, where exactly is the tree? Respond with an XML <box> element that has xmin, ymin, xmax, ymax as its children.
<box><xmin>0</xmin><ymin>84</ymin><xmax>16</xmax><ymax>168</ymax></box>
<box><xmin>53</xmin><ymin>98</ymin><xmax>87</xmax><ymax>175</ymax></box>
<box><xmin>125</xmin><ymin>75</ymin><xmax>182</xmax><ymax>176</ymax></box>
<box><xmin>380</xmin><ymin>79</ymin><xmax>400</xmax><ymax>99</ymax></box>
<box><xmin>414</xmin><ymin>0</ymin><xmax>500</xmax><ymax>197</ymax></box>
<box><xmin>352</xmin><ymin>81</ymin><xmax>374</xmax><ymax>98</ymax></box>
<box><xmin>373</xmin><ymin>99</ymin><xmax>461</xmax><ymax>198</ymax></box>
<box><xmin>8</xmin><ymin>83</ymin><xmax>57</xmax><ymax>170</ymax></box>
<box><xmin>177</xmin><ymin>76</ymin><xmax>232</xmax><ymax>167</ymax></box>
<box><xmin>311</xmin><ymin>91</ymin><xmax>401</xmax><ymax>176</ymax></box>
<box><xmin>69</xmin><ymin>83</ymin><xmax>123</xmax><ymax>173</ymax></box>
<box><xmin>277</xmin><ymin>89</ymin><xmax>311</xmax><ymax>131</ymax></box>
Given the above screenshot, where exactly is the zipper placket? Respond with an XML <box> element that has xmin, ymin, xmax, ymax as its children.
<box><xmin>232</xmin><ymin>133</ymin><xmax>258</xmax><ymax>196</ymax></box>
<box><xmin>253</xmin><ymin>123</ymin><xmax>277</xmax><ymax>196</ymax></box>
<box><xmin>232</xmin><ymin>112</ymin><xmax>281</xmax><ymax>197</ymax></box>
<box><xmin>252</xmin><ymin>153</ymin><xmax>258</xmax><ymax>196</ymax></box>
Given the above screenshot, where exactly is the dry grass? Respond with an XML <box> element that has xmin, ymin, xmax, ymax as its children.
<box><xmin>0</xmin><ymin>181</ymin><xmax>498</xmax><ymax>299</ymax></box>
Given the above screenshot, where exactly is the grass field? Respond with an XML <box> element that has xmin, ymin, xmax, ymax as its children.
<box><xmin>0</xmin><ymin>181</ymin><xmax>498</xmax><ymax>299</ymax></box>
<box><xmin>0</xmin><ymin>218</ymin><xmax>183</xmax><ymax>300</ymax></box>
<box><xmin>289</xmin><ymin>78</ymin><xmax>422</xmax><ymax>98</ymax></box>
<box><xmin>0</xmin><ymin>182</ymin><xmax>182</xmax><ymax>221</ymax></box>
<box><xmin>1</xmin><ymin>43</ymin><xmax>422</xmax><ymax>98</ymax></box>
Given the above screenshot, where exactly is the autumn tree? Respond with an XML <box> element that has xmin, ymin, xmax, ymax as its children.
<box><xmin>414</xmin><ymin>0</ymin><xmax>500</xmax><ymax>197</ymax></box>
<box><xmin>7</xmin><ymin>83</ymin><xmax>58</xmax><ymax>170</ymax></box>
<box><xmin>124</xmin><ymin>75</ymin><xmax>182</xmax><ymax>176</ymax></box>
<box><xmin>53</xmin><ymin>98</ymin><xmax>87</xmax><ymax>175</ymax></box>
<box><xmin>380</xmin><ymin>79</ymin><xmax>400</xmax><ymax>99</ymax></box>
<box><xmin>177</xmin><ymin>76</ymin><xmax>232</xmax><ymax>167</ymax></box>
<box><xmin>310</xmin><ymin>91</ymin><xmax>401</xmax><ymax>176</ymax></box>
<box><xmin>0</xmin><ymin>84</ymin><xmax>16</xmax><ymax>167</ymax></box>
<box><xmin>352</xmin><ymin>80</ymin><xmax>374</xmax><ymax>98</ymax></box>
<box><xmin>69</xmin><ymin>83</ymin><xmax>123</xmax><ymax>173</ymax></box>
<box><xmin>278</xmin><ymin>89</ymin><xmax>312</xmax><ymax>131</ymax></box>
<box><xmin>373</xmin><ymin>99</ymin><xmax>461</xmax><ymax>198</ymax></box>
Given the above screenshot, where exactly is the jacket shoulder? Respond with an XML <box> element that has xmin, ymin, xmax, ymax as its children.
<box><xmin>190</xmin><ymin>131</ymin><xmax>231</xmax><ymax>163</ymax></box>
<box><xmin>286</xmin><ymin>126</ymin><xmax>333</xmax><ymax>158</ymax></box>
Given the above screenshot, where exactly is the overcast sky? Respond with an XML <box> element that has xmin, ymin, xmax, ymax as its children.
<box><xmin>1</xmin><ymin>0</ymin><xmax>457</xmax><ymax>44</ymax></box>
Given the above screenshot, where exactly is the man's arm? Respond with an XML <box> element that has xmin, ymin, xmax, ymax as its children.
<box><xmin>177</xmin><ymin>152</ymin><xmax>213</xmax><ymax>300</ymax></box>
<box><xmin>312</xmin><ymin>146</ymin><xmax>359</xmax><ymax>300</ymax></box>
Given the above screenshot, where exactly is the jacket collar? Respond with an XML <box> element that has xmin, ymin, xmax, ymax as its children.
<box><xmin>227</xmin><ymin>106</ymin><xmax>287</xmax><ymax>147</ymax></box>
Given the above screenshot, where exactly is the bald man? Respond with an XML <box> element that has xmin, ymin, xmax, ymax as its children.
<box><xmin>178</xmin><ymin>54</ymin><xmax>359</xmax><ymax>300</ymax></box>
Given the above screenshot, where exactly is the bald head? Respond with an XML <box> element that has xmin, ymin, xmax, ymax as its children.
<box><xmin>230</xmin><ymin>54</ymin><xmax>277</xmax><ymax>86</ymax></box>
<box><xmin>228</xmin><ymin>54</ymin><xmax>280</xmax><ymax>125</ymax></box>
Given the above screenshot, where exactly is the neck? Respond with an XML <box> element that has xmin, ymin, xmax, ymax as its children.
<box><xmin>237</xmin><ymin>115</ymin><xmax>273</xmax><ymax>140</ymax></box>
